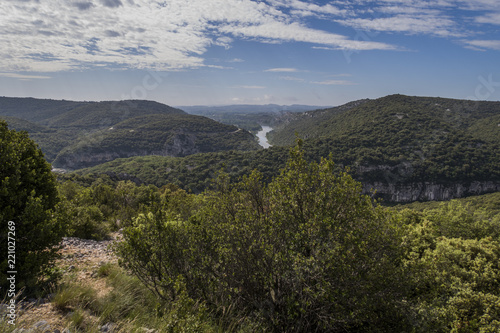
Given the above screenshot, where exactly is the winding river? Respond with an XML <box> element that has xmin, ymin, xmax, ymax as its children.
<box><xmin>256</xmin><ymin>125</ymin><xmax>273</xmax><ymax>149</ymax></box>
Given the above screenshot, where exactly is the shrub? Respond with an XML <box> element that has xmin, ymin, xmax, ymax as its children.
<box><xmin>117</xmin><ymin>143</ymin><xmax>409</xmax><ymax>332</ymax></box>
<box><xmin>0</xmin><ymin>120</ymin><xmax>64</xmax><ymax>295</ymax></box>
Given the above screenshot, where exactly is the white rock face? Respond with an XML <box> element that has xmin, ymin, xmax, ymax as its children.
<box><xmin>362</xmin><ymin>181</ymin><xmax>500</xmax><ymax>203</ymax></box>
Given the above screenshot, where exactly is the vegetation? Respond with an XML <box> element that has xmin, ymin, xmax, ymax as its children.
<box><xmin>0</xmin><ymin>98</ymin><xmax>261</xmax><ymax>168</ymax></box>
<box><xmin>55</xmin><ymin>178</ymin><xmax>162</xmax><ymax>240</ymax></box>
<box><xmin>268</xmin><ymin>94</ymin><xmax>500</xmax><ymax>183</ymax></box>
<box><xmin>1</xmin><ymin>137</ymin><xmax>499</xmax><ymax>331</ymax></box>
<box><xmin>73</xmin><ymin>95</ymin><xmax>499</xmax><ymax>202</ymax></box>
<box><xmin>79</xmin><ymin>128</ymin><xmax>500</xmax><ymax>198</ymax></box>
<box><xmin>183</xmin><ymin>110</ymin><xmax>283</xmax><ymax>133</ymax></box>
<box><xmin>113</xmin><ymin>144</ymin><xmax>500</xmax><ymax>332</ymax></box>
<box><xmin>77</xmin><ymin>147</ymin><xmax>289</xmax><ymax>193</ymax></box>
<box><xmin>1</xmin><ymin>94</ymin><xmax>500</xmax><ymax>331</ymax></box>
<box><xmin>52</xmin><ymin>113</ymin><xmax>260</xmax><ymax>169</ymax></box>
<box><xmin>0</xmin><ymin>121</ymin><xmax>64</xmax><ymax>295</ymax></box>
<box><xmin>268</xmin><ymin>95</ymin><xmax>500</xmax><ymax>146</ymax></box>
<box><xmin>396</xmin><ymin>191</ymin><xmax>500</xmax><ymax>217</ymax></box>
<box><xmin>116</xmin><ymin>144</ymin><xmax>408</xmax><ymax>331</ymax></box>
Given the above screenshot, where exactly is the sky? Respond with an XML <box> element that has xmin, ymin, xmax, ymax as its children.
<box><xmin>0</xmin><ymin>0</ymin><xmax>499</xmax><ymax>107</ymax></box>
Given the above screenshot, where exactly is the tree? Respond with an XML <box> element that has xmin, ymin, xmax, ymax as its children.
<box><xmin>0</xmin><ymin>120</ymin><xmax>64</xmax><ymax>295</ymax></box>
<box><xmin>401</xmin><ymin>203</ymin><xmax>500</xmax><ymax>332</ymax></box>
<box><xmin>117</xmin><ymin>143</ymin><xmax>409</xmax><ymax>332</ymax></box>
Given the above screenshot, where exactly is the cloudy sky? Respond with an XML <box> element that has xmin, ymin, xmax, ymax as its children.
<box><xmin>0</xmin><ymin>0</ymin><xmax>499</xmax><ymax>106</ymax></box>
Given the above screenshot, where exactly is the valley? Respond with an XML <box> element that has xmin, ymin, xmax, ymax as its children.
<box><xmin>2</xmin><ymin>93</ymin><xmax>500</xmax><ymax>332</ymax></box>
<box><xmin>3</xmin><ymin>1</ymin><xmax>500</xmax><ymax>331</ymax></box>
<box><xmin>1</xmin><ymin>94</ymin><xmax>499</xmax><ymax>203</ymax></box>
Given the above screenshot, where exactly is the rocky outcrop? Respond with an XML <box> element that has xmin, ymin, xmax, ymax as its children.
<box><xmin>363</xmin><ymin>180</ymin><xmax>500</xmax><ymax>203</ymax></box>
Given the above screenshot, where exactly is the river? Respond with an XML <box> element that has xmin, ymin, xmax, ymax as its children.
<box><xmin>256</xmin><ymin>125</ymin><xmax>273</xmax><ymax>149</ymax></box>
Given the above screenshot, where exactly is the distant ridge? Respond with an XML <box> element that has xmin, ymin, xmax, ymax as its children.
<box><xmin>0</xmin><ymin>97</ymin><xmax>261</xmax><ymax>168</ymax></box>
<box><xmin>80</xmin><ymin>94</ymin><xmax>500</xmax><ymax>203</ymax></box>
<box><xmin>178</xmin><ymin>104</ymin><xmax>330</xmax><ymax>115</ymax></box>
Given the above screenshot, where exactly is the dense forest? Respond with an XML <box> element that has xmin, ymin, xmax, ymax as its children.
<box><xmin>0</xmin><ymin>98</ymin><xmax>260</xmax><ymax>167</ymax></box>
<box><xmin>72</xmin><ymin>94</ymin><xmax>500</xmax><ymax>202</ymax></box>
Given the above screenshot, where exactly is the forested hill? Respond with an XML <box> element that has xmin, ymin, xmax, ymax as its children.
<box><xmin>0</xmin><ymin>97</ymin><xmax>261</xmax><ymax>168</ymax></box>
<box><xmin>268</xmin><ymin>94</ymin><xmax>500</xmax><ymax>146</ymax></box>
<box><xmin>79</xmin><ymin>94</ymin><xmax>500</xmax><ymax>202</ymax></box>
<box><xmin>0</xmin><ymin>97</ymin><xmax>185</xmax><ymax>127</ymax></box>
<box><xmin>0</xmin><ymin>96</ymin><xmax>85</xmax><ymax>122</ymax></box>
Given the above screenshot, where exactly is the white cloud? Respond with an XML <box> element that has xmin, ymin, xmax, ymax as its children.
<box><xmin>0</xmin><ymin>0</ymin><xmax>395</xmax><ymax>73</ymax></box>
<box><xmin>270</xmin><ymin>0</ymin><xmax>349</xmax><ymax>17</ymax></box>
<box><xmin>463</xmin><ymin>40</ymin><xmax>500</xmax><ymax>51</ymax></box>
<box><xmin>0</xmin><ymin>73</ymin><xmax>52</xmax><ymax>80</ymax></box>
<box><xmin>222</xmin><ymin>21</ymin><xmax>396</xmax><ymax>50</ymax></box>
<box><xmin>1</xmin><ymin>0</ymin><xmax>497</xmax><ymax>74</ymax></box>
<box><xmin>279</xmin><ymin>76</ymin><xmax>305</xmax><ymax>82</ymax></box>
<box><xmin>337</xmin><ymin>15</ymin><xmax>462</xmax><ymax>38</ymax></box>
<box><xmin>475</xmin><ymin>12</ymin><xmax>500</xmax><ymax>25</ymax></box>
<box><xmin>311</xmin><ymin>80</ymin><xmax>356</xmax><ymax>85</ymax></box>
<box><xmin>334</xmin><ymin>0</ymin><xmax>499</xmax><ymax>41</ymax></box>
<box><xmin>265</xmin><ymin>68</ymin><xmax>299</xmax><ymax>72</ymax></box>
<box><xmin>232</xmin><ymin>85</ymin><xmax>266</xmax><ymax>89</ymax></box>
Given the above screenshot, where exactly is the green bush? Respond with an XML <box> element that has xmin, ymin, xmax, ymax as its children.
<box><xmin>0</xmin><ymin>120</ymin><xmax>65</xmax><ymax>295</ymax></box>
<box><xmin>400</xmin><ymin>202</ymin><xmax>500</xmax><ymax>332</ymax></box>
<box><xmin>117</xmin><ymin>144</ymin><xmax>409</xmax><ymax>332</ymax></box>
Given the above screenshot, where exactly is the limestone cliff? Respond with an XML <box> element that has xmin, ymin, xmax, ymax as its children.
<box><xmin>362</xmin><ymin>181</ymin><xmax>500</xmax><ymax>203</ymax></box>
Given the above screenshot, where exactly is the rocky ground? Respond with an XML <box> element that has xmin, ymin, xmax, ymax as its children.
<box><xmin>3</xmin><ymin>234</ymin><xmax>121</xmax><ymax>333</ymax></box>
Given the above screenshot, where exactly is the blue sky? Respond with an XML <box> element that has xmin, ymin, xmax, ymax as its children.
<box><xmin>0</xmin><ymin>0</ymin><xmax>499</xmax><ymax>106</ymax></box>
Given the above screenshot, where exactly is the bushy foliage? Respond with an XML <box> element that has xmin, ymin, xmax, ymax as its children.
<box><xmin>397</xmin><ymin>192</ymin><xmax>500</xmax><ymax>218</ymax></box>
<box><xmin>116</xmin><ymin>144</ymin><xmax>409</xmax><ymax>332</ymax></box>
<box><xmin>114</xmin><ymin>143</ymin><xmax>500</xmax><ymax>332</ymax></box>
<box><xmin>0</xmin><ymin>121</ymin><xmax>64</xmax><ymax>294</ymax></box>
<box><xmin>55</xmin><ymin>179</ymin><xmax>162</xmax><ymax>240</ymax></box>
<box><xmin>400</xmin><ymin>202</ymin><xmax>500</xmax><ymax>332</ymax></box>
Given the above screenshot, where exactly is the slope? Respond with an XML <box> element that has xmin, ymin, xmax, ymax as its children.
<box><xmin>0</xmin><ymin>97</ymin><xmax>261</xmax><ymax>166</ymax></box>
<box><xmin>77</xmin><ymin>94</ymin><xmax>500</xmax><ymax>202</ymax></box>
<box><xmin>269</xmin><ymin>94</ymin><xmax>500</xmax><ymax>146</ymax></box>
<box><xmin>52</xmin><ymin>113</ymin><xmax>261</xmax><ymax>170</ymax></box>
<box><xmin>0</xmin><ymin>97</ymin><xmax>85</xmax><ymax>122</ymax></box>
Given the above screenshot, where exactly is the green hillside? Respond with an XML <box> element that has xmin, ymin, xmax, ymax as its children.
<box><xmin>0</xmin><ymin>96</ymin><xmax>85</xmax><ymax>122</ymax></box>
<box><xmin>76</xmin><ymin>147</ymin><xmax>287</xmax><ymax>193</ymax></box>
<box><xmin>267</xmin><ymin>95</ymin><xmax>500</xmax><ymax>183</ymax></box>
<box><xmin>395</xmin><ymin>191</ymin><xmax>500</xmax><ymax>216</ymax></box>
<box><xmin>53</xmin><ymin>113</ymin><xmax>261</xmax><ymax>169</ymax></box>
<box><xmin>0</xmin><ymin>97</ymin><xmax>261</xmax><ymax>167</ymax></box>
<box><xmin>0</xmin><ymin>115</ymin><xmax>54</xmax><ymax>133</ymax></box>
<box><xmin>78</xmin><ymin>95</ymin><xmax>500</xmax><ymax>202</ymax></box>
<box><xmin>44</xmin><ymin>100</ymin><xmax>185</xmax><ymax>128</ymax></box>
<box><xmin>269</xmin><ymin>94</ymin><xmax>500</xmax><ymax>146</ymax></box>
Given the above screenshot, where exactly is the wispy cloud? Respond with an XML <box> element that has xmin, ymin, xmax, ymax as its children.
<box><xmin>463</xmin><ymin>40</ymin><xmax>500</xmax><ymax>51</ymax></box>
<box><xmin>337</xmin><ymin>15</ymin><xmax>463</xmax><ymax>38</ymax></box>
<box><xmin>0</xmin><ymin>0</ymin><xmax>395</xmax><ymax>73</ymax></box>
<box><xmin>310</xmin><ymin>80</ymin><xmax>356</xmax><ymax>86</ymax></box>
<box><xmin>269</xmin><ymin>0</ymin><xmax>350</xmax><ymax>17</ymax></box>
<box><xmin>1</xmin><ymin>0</ymin><xmax>498</xmax><ymax>74</ymax></box>
<box><xmin>231</xmin><ymin>85</ymin><xmax>266</xmax><ymax>89</ymax></box>
<box><xmin>475</xmin><ymin>12</ymin><xmax>500</xmax><ymax>25</ymax></box>
<box><xmin>0</xmin><ymin>73</ymin><xmax>51</xmax><ymax>80</ymax></box>
<box><xmin>279</xmin><ymin>76</ymin><xmax>305</xmax><ymax>82</ymax></box>
<box><xmin>265</xmin><ymin>68</ymin><xmax>299</xmax><ymax>72</ymax></box>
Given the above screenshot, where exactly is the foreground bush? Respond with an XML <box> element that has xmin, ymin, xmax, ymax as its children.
<box><xmin>0</xmin><ymin>120</ymin><xmax>64</xmax><ymax>295</ymax></box>
<box><xmin>117</xmin><ymin>144</ymin><xmax>409</xmax><ymax>332</ymax></box>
